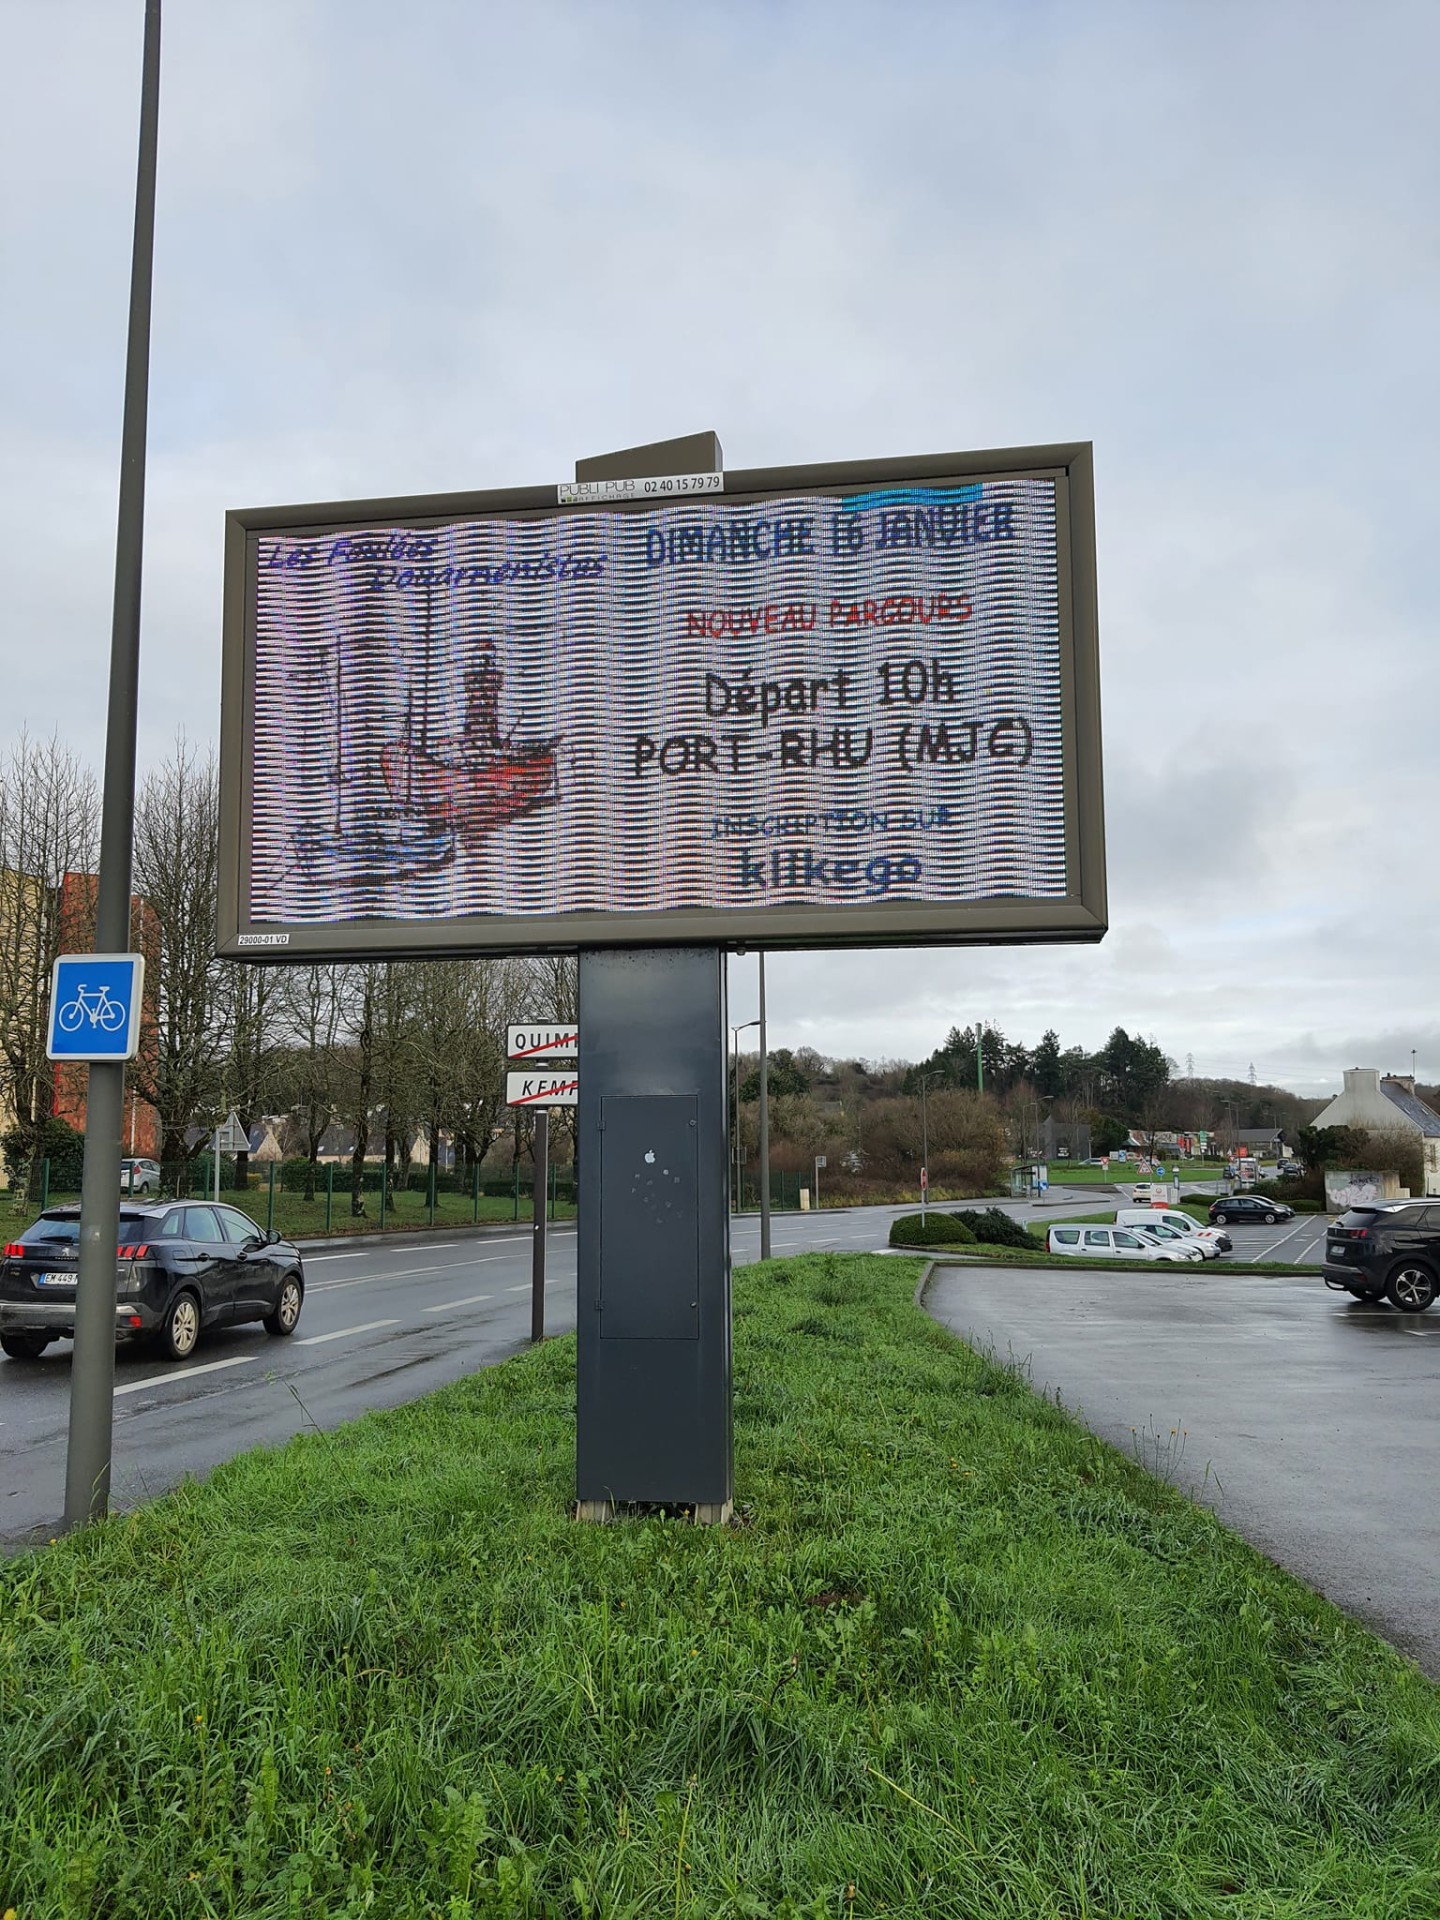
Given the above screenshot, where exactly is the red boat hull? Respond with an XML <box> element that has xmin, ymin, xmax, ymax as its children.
<box><xmin>381</xmin><ymin>742</ymin><xmax>557</xmax><ymax>837</ymax></box>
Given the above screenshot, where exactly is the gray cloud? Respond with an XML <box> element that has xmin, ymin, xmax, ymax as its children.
<box><xmin>3</xmin><ymin>0</ymin><xmax>1437</xmax><ymax>1093</ymax></box>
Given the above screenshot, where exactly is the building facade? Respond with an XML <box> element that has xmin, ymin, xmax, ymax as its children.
<box><xmin>1311</xmin><ymin>1069</ymin><xmax>1440</xmax><ymax>1197</ymax></box>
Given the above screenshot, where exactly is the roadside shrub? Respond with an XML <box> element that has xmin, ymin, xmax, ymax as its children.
<box><xmin>3</xmin><ymin>1116</ymin><xmax>85</xmax><ymax>1196</ymax></box>
<box><xmin>888</xmin><ymin>1211</ymin><xmax>975</xmax><ymax>1248</ymax></box>
<box><xmin>950</xmin><ymin>1206</ymin><xmax>1034</xmax><ymax>1250</ymax></box>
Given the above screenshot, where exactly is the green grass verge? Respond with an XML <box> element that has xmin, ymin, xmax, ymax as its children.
<box><xmin>3</xmin><ymin>1254</ymin><xmax>1435</xmax><ymax>1917</ymax></box>
<box><xmin>888</xmin><ymin>1221</ymin><xmax>1321</xmax><ymax>1275</ymax></box>
<box><xmin>1048</xmin><ymin>1164</ymin><xmax>1229</xmax><ymax>1188</ymax></box>
<box><xmin>916</xmin><ymin>1248</ymin><xmax>1326</xmax><ymax>1276</ymax></box>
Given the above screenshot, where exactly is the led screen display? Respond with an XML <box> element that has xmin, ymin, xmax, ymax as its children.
<box><xmin>219</xmin><ymin>447</ymin><xmax>1104</xmax><ymax>956</ymax></box>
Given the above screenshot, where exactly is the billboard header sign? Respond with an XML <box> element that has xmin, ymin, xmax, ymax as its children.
<box><xmin>218</xmin><ymin>443</ymin><xmax>1104</xmax><ymax>958</ymax></box>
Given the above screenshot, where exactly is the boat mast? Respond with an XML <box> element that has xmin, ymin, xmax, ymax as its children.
<box><xmin>333</xmin><ymin>642</ymin><xmax>344</xmax><ymax>834</ymax></box>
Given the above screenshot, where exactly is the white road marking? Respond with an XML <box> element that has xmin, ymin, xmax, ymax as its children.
<box><xmin>311</xmin><ymin>1258</ymin><xmax>499</xmax><ymax>1293</ymax></box>
<box><xmin>1262</xmin><ymin>1218</ymin><xmax>1316</xmax><ymax>1258</ymax></box>
<box><xmin>504</xmin><ymin>1283</ymin><xmax>530</xmax><ymax>1293</ymax></box>
<box><xmin>306</xmin><ymin>1250</ymin><xmax>371</xmax><ymax>1262</ymax></box>
<box><xmin>115</xmin><ymin>1355</ymin><xmax>257</xmax><ymax>1395</ymax></box>
<box><xmin>294</xmin><ymin>1319</ymin><xmax>399</xmax><ymax>1346</ymax></box>
<box><xmin>423</xmin><ymin>1293</ymin><xmax>494</xmax><ymax>1312</ymax></box>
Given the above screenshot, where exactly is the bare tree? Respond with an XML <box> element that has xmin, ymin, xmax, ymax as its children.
<box><xmin>0</xmin><ymin>733</ymin><xmax>99</xmax><ymax>1190</ymax></box>
<box><xmin>276</xmin><ymin>963</ymin><xmax>346</xmax><ymax>1199</ymax></box>
<box><xmin>371</xmin><ymin>964</ymin><xmax>419</xmax><ymax>1184</ymax></box>
<box><xmin>217</xmin><ymin>961</ymin><xmax>283</xmax><ymax>1188</ymax></box>
<box><xmin>127</xmin><ymin>739</ymin><xmax>228</xmax><ymax>1165</ymax></box>
<box><xmin>336</xmin><ymin>965</ymin><xmax>380</xmax><ymax>1215</ymax></box>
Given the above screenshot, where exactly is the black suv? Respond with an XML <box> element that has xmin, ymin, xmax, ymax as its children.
<box><xmin>0</xmin><ymin>1201</ymin><xmax>305</xmax><ymax>1361</ymax></box>
<box><xmin>1323</xmin><ymin>1202</ymin><xmax>1440</xmax><ymax>1312</ymax></box>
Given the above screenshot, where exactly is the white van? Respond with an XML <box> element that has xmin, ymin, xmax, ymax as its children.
<box><xmin>1117</xmin><ymin>1207</ymin><xmax>1228</xmax><ymax>1258</ymax></box>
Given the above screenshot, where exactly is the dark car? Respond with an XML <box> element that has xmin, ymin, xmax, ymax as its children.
<box><xmin>1208</xmin><ymin>1194</ymin><xmax>1295</xmax><ymax>1225</ymax></box>
<box><xmin>0</xmin><ymin>1201</ymin><xmax>305</xmax><ymax>1361</ymax></box>
<box><xmin>1323</xmin><ymin>1202</ymin><xmax>1439</xmax><ymax>1312</ymax></box>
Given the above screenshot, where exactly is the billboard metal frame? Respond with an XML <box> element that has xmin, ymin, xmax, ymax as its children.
<box><xmin>218</xmin><ymin>441</ymin><xmax>1104</xmax><ymax>959</ymax></box>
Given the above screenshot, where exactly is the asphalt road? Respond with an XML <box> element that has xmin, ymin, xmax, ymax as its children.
<box><xmin>0</xmin><ymin>1225</ymin><xmax>582</xmax><ymax>1548</ymax></box>
<box><xmin>926</xmin><ymin>1261</ymin><xmax>1440</xmax><ymax>1677</ymax></box>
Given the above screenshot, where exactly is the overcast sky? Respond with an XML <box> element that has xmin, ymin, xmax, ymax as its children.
<box><xmin>3</xmin><ymin>0</ymin><xmax>1437</xmax><ymax>1095</ymax></box>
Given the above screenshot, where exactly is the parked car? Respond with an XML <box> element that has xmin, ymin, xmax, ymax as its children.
<box><xmin>1208</xmin><ymin>1194</ymin><xmax>1294</xmax><ymax>1226</ymax></box>
<box><xmin>1276</xmin><ymin>1161</ymin><xmax>1304</xmax><ymax>1179</ymax></box>
<box><xmin>120</xmin><ymin>1156</ymin><xmax>162</xmax><ymax>1195</ymax></box>
<box><xmin>1046</xmin><ymin>1224</ymin><xmax>1202</xmax><ymax>1263</ymax></box>
<box><xmin>1323</xmin><ymin>1202</ymin><xmax>1439</xmax><ymax>1312</ymax></box>
<box><xmin>0</xmin><ymin>1201</ymin><xmax>305</xmax><ymax>1361</ymax></box>
<box><xmin>1130</xmin><ymin>1220</ymin><xmax>1210</xmax><ymax>1261</ymax></box>
<box><xmin>1116</xmin><ymin>1207</ymin><xmax>1230</xmax><ymax>1256</ymax></box>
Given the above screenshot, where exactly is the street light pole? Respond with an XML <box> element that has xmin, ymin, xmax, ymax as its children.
<box><xmin>758</xmin><ymin>954</ymin><xmax>771</xmax><ymax>1260</ymax></box>
<box><xmin>919</xmin><ymin>1070</ymin><xmax>942</xmax><ymax>1215</ymax></box>
<box><xmin>730</xmin><ymin>1017</ymin><xmax>759</xmax><ymax>1212</ymax></box>
<box><xmin>65</xmin><ymin>0</ymin><xmax>161</xmax><ymax>1533</ymax></box>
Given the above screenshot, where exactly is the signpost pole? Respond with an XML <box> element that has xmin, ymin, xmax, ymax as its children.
<box><xmin>213</xmin><ymin>1126</ymin><xmax>220</xmax><ymax>1203</ymax></box>
<box><xmin>531</xmin><ymin>1109</ymin><xmax>548</xmax><ymax>1343</ymax></box>
<box><xmin>64</xmin><ymin>0</ymin><xmax>161</xmax><ymax>1532</ymax></box>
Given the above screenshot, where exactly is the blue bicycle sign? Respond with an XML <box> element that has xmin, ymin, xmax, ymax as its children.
<box><xmin>47</xmin><ymin>954</ymin><xmax>146</xmax><ymax>1062</ymax></box>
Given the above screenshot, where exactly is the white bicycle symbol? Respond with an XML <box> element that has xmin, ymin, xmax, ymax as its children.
<box><xmin>57</xmin><ymin>984</ymin><xmax>127</xmax><ymax>1034</ymax></box>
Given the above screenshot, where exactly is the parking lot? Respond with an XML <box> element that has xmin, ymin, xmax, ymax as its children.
<box><xmin>1198</xmin><ymin>1213</ymin><xmax>1330</xmax><ymax>1264</ymax></box>
<box><xmin>927</xmin><ymin>1259</ymin><xmax>1440</xmax><ymax>1676</ymax></box>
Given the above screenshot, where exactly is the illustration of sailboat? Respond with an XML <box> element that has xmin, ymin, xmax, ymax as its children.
<box><xmin>292</xmin><ymin>643</ymin><xmax>456</xmax><ymax>885</ymax></box>
<box><xmin>379</xmin><ymin>604</ymin><xmax>560</xmax><ymax>840</ymax></box>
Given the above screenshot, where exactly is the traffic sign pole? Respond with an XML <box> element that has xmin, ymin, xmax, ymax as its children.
<box><xmin>65</xmin><ymin>0</ymin><xmax>161</xmax><ymax>1532</ymax></box>
<box><xmin>531</xmin><ymin>1109</ymin><xmax>548</xmax><ymax>1343</ymax></box>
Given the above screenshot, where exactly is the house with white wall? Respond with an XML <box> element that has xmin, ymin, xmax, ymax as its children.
<box><xmin>1310</xmin><ymin>1069</ymin><xmax>1440</xmax><ymax>1196</ymax></box>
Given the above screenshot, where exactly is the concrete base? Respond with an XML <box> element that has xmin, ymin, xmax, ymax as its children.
<box><xmin>574</xmin><ymin>1498</ymin><xmax>734</xmax><ymax>1527</ymax></box>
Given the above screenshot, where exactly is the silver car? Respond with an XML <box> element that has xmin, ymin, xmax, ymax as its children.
<box><xmin>1047</xmin><ymin>1224</ymin><xmax>1202</xmax><ymax>1263</ymax></box>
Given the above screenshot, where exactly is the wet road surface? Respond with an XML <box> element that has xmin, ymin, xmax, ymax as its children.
<box><xmin>926</xmin><ymin>1261</ymin><xmax>1440</xmax><ymax>1676</ymax></box>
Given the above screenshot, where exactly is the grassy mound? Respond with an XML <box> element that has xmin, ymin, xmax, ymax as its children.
<box><xmin>2</xmin><ymin>1254</ymin><xmax>1437</xmax><ymax>1916</ymax></box>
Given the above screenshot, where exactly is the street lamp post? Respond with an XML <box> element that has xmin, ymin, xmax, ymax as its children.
<box><xmin>65</xmin><ymin>0</ymin><xmax>161</xmax><ymax>1532</ymax></box>
<box><xmin>730</xmin><ymin>1017</ymin><xmax>760</xmax><ymax>1212</ymax></box>
<box><xmin>758</xmin><ymin>955</ymin><xmax>771</xmax><ymax>1260</ymax></box>
<box><xmin>918</xmin><ymin>1071</ymin><xmax>943</xmax><ymax>1216</ymax></box>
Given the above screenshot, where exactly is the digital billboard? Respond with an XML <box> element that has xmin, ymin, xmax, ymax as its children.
<box><xmin>218</xmin><ymin>443</ymin><xmax>1104</xmax><ymax>958</ymax></box>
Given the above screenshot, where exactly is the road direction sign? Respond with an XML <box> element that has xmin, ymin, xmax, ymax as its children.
<box><xmin>507</xmin><ymin>1023</ymin><xmax>579</xmax><ymax>1062</ymax></box>
<box><xmin>507</xmin><ymin>1071</ymin><xmax>579</xmax><ymax>1108</ymax></box>
<box><xmin>47</xmin><ymin>953</ymin><xmax>146</xmax><ymax>1063</ymax></box>
<box><xmin>214</xmin><ymin>1110</ymin><xmax>248</xmax><ymax>1153</ymax></box>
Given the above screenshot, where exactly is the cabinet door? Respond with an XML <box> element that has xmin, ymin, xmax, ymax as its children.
<box><xmin>598</xmin><ymin>1095</ymin><xmax>699</xmax><ymax>1341</ymax></box>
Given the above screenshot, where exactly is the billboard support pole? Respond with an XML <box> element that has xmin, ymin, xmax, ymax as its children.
<box><xmin>575</xmin><ymin>433</ymin><xmax>732</xmax><ymax>1524</ymax></box>
<box><xmin>65</xmin><ymin>0</ymin><xmax>161</xmax><ymax>1533</ymax></box>
<box><xmin>531</xmin><ymin>1109</ymin><xmax>548</xmax><ymax>1343</ymax></box>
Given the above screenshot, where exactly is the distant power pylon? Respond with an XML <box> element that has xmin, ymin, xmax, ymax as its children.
<box><xmin>1249</xmin><ymin>1061</ymin><xmax>1257</xmax><ymax>1085</ymax></box>
<box><xmin>1186</xmin><ymin>1052</ymin><xmax>1195</xmax><ymax>1079</ymax></box>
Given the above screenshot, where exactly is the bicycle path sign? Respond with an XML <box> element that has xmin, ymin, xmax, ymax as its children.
<box><xmin>47</xmin><ymin>953</ymin><xmax>146</xmax><ymax>1063</ymax></box>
